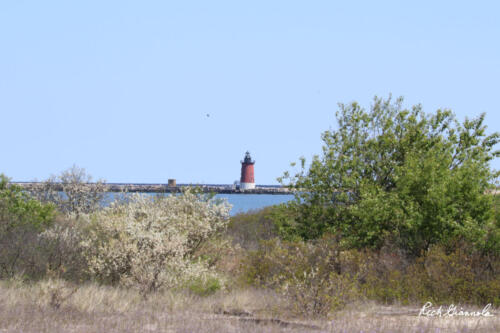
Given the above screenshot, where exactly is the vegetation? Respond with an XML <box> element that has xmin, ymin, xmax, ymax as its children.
<box><xmin>78</xmin><ymin>191</ymin><xmax>230</xmax><ymax>293</ymax></box>
<box><xmin>28</xmin><ymin>164</ymin><xmax>107</xmax><ymax>217</ymax></box>
<box><xmin>0</xmin><ymin>174</ymin><xmax>56</xmax><ymax>278</ymax></box>
<box><xmin>244</xmin><ymin>237</ymin><xmax>500</xmax><ymax>313</ymax></box>
<box><xmin>0</xmin><ymin>174</ymin><xmax>55</xmax><ymax>231</ymax></box>
<box><xmin>227</xmin><ymin>206</ymin><xmax>280</xmax><ymax>250</ymax></box>
<box><xmin>0</xmin><ymin>97</ymin><xmax>499</xmax><ymax>331</ymax></box>
<box><xmin>278</xmin><ymin>96</ymin><xmax>499</xmax><ymax>257</ymax></box>
<box><xmin>5</xmin><ymin>280</ymin><xmax>499</xmax><ymax>333</ymax></box>
<box><xmin>240</xmin><ymin>97</ymin><xmax>500</xmax><ymax>318</ymax></box>
<box><xmin>2</xmin><ymin>167</ymin><xmax>231</xmax><ymax>295</ymax></box>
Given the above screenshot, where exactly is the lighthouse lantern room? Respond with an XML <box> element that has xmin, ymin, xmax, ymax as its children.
<box><xmin>240</xmin><ymin>151</ymin><xmax>255</xmax><ymax>190</ymax></box>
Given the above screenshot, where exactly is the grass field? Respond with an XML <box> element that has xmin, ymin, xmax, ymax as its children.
<box><xmin>0</xmin><ymin>280</ymin><xmax>498</xmax><ymax>333</ymax></box>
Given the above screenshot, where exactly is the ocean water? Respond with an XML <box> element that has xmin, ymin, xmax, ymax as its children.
<box><xmin>214</xmin><ymin>194</ymin><xmax>294</xmax><ymax>215</ymax></box>
<box><xmin>104</xmin><ymin>193</ymin><xmax>294</xmax><ymax>216</ymax></box>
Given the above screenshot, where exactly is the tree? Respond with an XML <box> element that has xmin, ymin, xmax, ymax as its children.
<box><xmin>29</xmin><ymin>165</ymin><xmax>106</xmax><ymax>217</ymax></box>
<box><xmin>0</xmin><ymin>174</ymin><xmax>55</xmax><ymax>233</ymax></box>
<box><xmin>278</xmin><ymin>96</ymin><xmax>499</xmax><ymax>256</ymax></box>
<box><xmin>0</xmin><ymin>174</ymin><xmax>55</xmax><ymax>277</ymax></box>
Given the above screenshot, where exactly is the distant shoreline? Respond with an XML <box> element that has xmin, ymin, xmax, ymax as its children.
<box><xmin>12</xmin><ymin>182</ymin><xmax>500</xmax><ymax>195</ymax></box>
<box><xmin>12</xmin><ymin>182</ymin><xmax>292</xmax><ymax>195</ymax></box>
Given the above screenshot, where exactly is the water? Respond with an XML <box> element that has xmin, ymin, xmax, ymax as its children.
<box><xmin>104</xmin><ymin>193</ymin><xmax>294</xmax><ymax>216</ymax></box>
<box><xmin>214</xmin><ymin>194</ymin><xmax>294</xmax><ymax>215</ymax></box>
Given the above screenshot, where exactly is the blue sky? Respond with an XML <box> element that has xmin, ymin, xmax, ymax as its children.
<box><xmin>1</xmin><ymin>1</ymin><xmax>499</xmax><ymax>184</ymax></box>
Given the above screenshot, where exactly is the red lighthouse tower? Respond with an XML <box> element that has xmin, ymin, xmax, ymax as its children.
<box><xmin>240</xmin><ymin>151</ymin><xmax>255</xmax><ymax>190</ymax></box>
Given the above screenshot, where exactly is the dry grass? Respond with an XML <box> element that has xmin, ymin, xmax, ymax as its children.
<box><xmin>0</xmin><ymin>279</ymin><xmax>498</xmax><ymax>333</ymax></box>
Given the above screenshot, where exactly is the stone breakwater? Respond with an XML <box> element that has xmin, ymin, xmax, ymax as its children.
<box><xmin>13</xmin><ymin>182</ymin><xmax>292</xmax><ymax>194</ymax></box>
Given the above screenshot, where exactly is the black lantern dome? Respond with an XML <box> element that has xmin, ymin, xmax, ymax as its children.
<box><xmin>241</xmin><ymin>151</ymin><xmax>255</xmax><ymax>164</ymax></box>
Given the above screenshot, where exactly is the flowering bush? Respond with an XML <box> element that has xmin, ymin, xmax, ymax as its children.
<box><xmin>80</xmin><ymin>191</ymin><xmax>231</xmax><ymax>293</ymax></box>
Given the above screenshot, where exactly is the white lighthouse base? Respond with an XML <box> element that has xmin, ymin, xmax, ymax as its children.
<box><xmin>240</xmin><ymin>182</ymin><xmax>255</xmax><ymax>190</ymax></box>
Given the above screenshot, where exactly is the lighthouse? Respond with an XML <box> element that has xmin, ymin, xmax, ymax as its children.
<box><xmin>240</xmin><ymin>151</ymin><xmax>255</xmax><ymax>190</ymax></box>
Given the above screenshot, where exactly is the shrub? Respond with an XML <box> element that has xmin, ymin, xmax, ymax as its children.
<box><xmin>80</xmin><ymin>190</ymin><xmax>231</xmax><ymax>294</ymax></box>
<box><xmin>0</xmin><ymin>174</ymin><xmax>55</xmax><ymax>230</ymax></box>
<box><xmin>226</xmin><ymin>206</ymin><xmax>280</xmax><ymax>250</ymax></box>
<box><xmin>0</xmin><ymin>174</ymin><xmax>55</xmax><ymax>278</ymax></box>
<box><xmin>420</xmin><ymin>243</ymin><xmax>500</xmax><ymax>305</ymax></box>
<box><xmin>242</xmin><ymin>232</ymin><xmax>500</xmax><ymax>312</ymax></box>
<box><xmin>361</xmin><ymin>242</ymin><xmax>500</xmax><ymax>306</ymax></box>
<box><xmin>486</xmin><ymin>194</ymin><xmax>500</xmax><ymax>254</ymax></box>
<box><xmin>28</xmin><ymin>165</ymin><xmax>106</xmax><ymax>217</ymax></box>
<box><xmin>36</xmin><ymin>217</ymin><xmax>89</xmax><ymax>281</ymax></box>
<box><xmin>187</xmin><ymin>276</ymin><xmax>222</xmax><ymax>296</ymax></box>
<box><xmin>243</xmin><ymin>236</ymin><xmax>361</xmax><ymax>317</ymax></box>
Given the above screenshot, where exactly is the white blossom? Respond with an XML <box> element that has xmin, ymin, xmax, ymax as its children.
<box><xmin>79</xmin><ymin>190</ymin><xmax>231</xmax><ymax>292</ymax></box>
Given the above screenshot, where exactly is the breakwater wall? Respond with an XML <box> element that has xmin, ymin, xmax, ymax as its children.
<box><xmin>13</xmin><ymin>182</ymin><xmax>292</xmax><ymax>194</ymax></box>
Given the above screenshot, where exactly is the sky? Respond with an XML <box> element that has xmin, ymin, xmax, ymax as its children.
<box><xmin>1</xmin><ymin>0</ymin><xmax>499</xmax><ymax>184</ymax></box>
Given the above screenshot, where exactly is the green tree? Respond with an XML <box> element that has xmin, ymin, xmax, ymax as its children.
<box><xmin>278</xmin><ymin>96</ymin><xmax>499</xmax><ymax>256</ymax></box>
<box><xmin>0</xmin><ymin>174</ymin><xmax>55</xmax><ymax>231</ymax></box>
<box><xmin>0</xmin><ymin>174</ymin><xmax>56</xmax><ymax>277</ymax></box>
